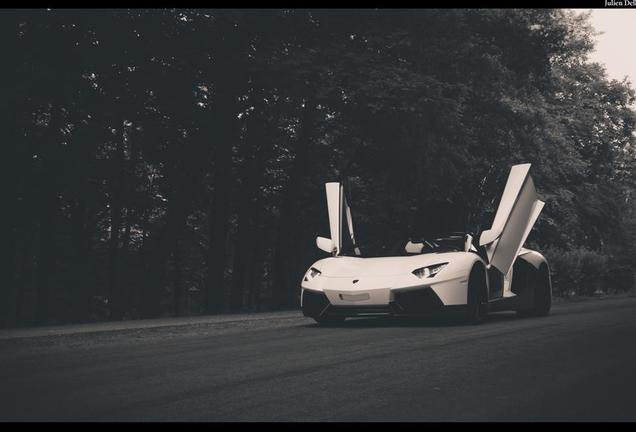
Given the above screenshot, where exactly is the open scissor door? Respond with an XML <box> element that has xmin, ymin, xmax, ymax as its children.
<box><xmin>479</xmin><ymin>164</ymin><xmax>545</xmax><ymax>276</ymax></box>
<box><xmin>318</xmin><ymin>181</ymin><xmax>361</xmax><ymax>256</ymax></box>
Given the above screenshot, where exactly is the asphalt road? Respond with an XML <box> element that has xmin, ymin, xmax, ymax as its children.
<box><xmin>2</xmin><ymin>296</ymin><xmax>636</xmax><ymax>421</ymax></box>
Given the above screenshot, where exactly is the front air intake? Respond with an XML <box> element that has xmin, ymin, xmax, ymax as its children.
<box><xmin>301</xmin><ymin>289</ymin><xmax>330</xmax><ymax>317</ymax></box>
<box><xmin>393</xmin><ymin>287</ymin><xmax>444</xmax><ymax>314</ymax></box>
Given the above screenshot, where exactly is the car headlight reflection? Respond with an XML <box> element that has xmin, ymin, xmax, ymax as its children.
<box><xmin>412</xmin><ymin>263</ymin><xmax>448</xmax><ymax>279</ymax></box>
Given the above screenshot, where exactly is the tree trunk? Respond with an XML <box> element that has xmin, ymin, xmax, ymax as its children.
<box><xmin>203</xmin><ymin>52</ymin><xmax>244</xmax><ymax>315</ymax></box>
<box><xmin>271</xmin><ymin>100</ymin><xmax>318</xmax><ymax>309</ymax></box>
<box><xmin>35</xmin><ymin>104</ymin><xmax>62</xmax><ymax>325</ymax></box>
<box><xmin>229</xmin><ymin>94</ymin><xmax>269</xmax><ymax>312</ymax></box>
<box><xmin>0</xmin><ymin>159</ymin><xmax>18</xmax><ymax>326</ymax></box>
<box><xmin>69</xmin><ymin>167</ymin><xmax>90</xmax><ymax>323</ymax></box>
<box><xmin>172</xmin><ymin>237</ymin><xmax>183</xmax><ymax>316</ymax></box>
<box><xmin>203</xmin><ymin>120</ymin><xmax>234</xmax><ymax>313</ymax></box>
<box><xmin>139</xmin><ymin>115</ymin><xmax>215</xmax><ymax>319</ymax></box>
<box><xmin>119</xmin><ymin>125</ymin><xmax>140</xmax><ymax>318</ymax></box>
<box><xmin>68</xmin><ymin>123</ymin><xmax>94</xmax><ymax>323</ymax></box>
<box><xmin>248</xmin><ymin>237</ymin><xmax>265</xmax><ymax>312</ymax></box>
<box><xmin>0</xmin><ymin>71</ymin><xmax>16</xmax><ymax>324</ymax></box>
<box><xmin>0</xmin><ymin>14</ymin><xmax>25</xmax><ymax>327</ymax></box>
<box><xmin>140</xmin><ymin>170</ymin><xmax>198</xmax><ymax>319</ymax></box>
<box><xmin>108</xmin><ymin>124</ymin><xmax>125</xmax><ymax>320</ymax></box>
<box><xmin>14</xmin><ymin>236</ymin><xmax>30</xmax><ymax>326</ymax></box>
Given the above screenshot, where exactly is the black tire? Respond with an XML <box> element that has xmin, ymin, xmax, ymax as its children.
<box><xmin>464</xmin><ymin>264</ymin><xmax>488</xmax><ymax>325</ymax></box>
<box><xmin>517</xmin><ymin>264</ymin><xmax>551</xmax><ymax>317</ymax></box>
<box><xmin>313</xmin><ymin>315</ymin><xmax>346</xmax><ymax>326</ymax></box>
<box><xmin>532</xmin><ymin>265</ymin><xmax>552</xmax><ymax>316</ymax></box>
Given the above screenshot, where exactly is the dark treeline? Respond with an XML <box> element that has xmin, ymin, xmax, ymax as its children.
<box><xmin>1</xmin><ymin>9</ymin><xmax>635</xmax><ymax>327</ymax></box>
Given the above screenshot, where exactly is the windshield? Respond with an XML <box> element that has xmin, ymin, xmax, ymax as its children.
<box><xmin>344</xmin><ymin>232</ymin><xmax>468</xmax><ymax>257</ymax></box>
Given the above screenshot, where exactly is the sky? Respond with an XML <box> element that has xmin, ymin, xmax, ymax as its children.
<box><xmin>587</xmin><ymin>9</ymin><xmax>636</xmax><ymax>84</ymax></box>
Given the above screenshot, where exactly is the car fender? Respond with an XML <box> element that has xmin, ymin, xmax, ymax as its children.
<box><xmin>424</xmin><ymin>252</ymin><xmax>488</xmax><ymax>306</ymax></box>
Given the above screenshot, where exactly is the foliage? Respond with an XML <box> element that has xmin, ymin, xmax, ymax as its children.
<box><xmin>545</xmin><ymin>247</ymin><xmax>635</xmax><ymax>296</ymax></box>
<box><xmin>1</xmin><ymin>9</ymin><xmax>635</xmax><ymax>326</ymax></box>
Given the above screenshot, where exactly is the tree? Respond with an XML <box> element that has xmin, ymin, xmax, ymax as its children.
<box><xmin>2</xmin><ymin>9</ymin><xmax>634</xmax><ymax>327</ymax></box>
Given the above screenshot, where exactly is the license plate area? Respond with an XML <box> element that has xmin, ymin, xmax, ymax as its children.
<box><xmin>339</xmin><ymin>293</ymin><xmax>370</xmax><ymax>302</ymax></box>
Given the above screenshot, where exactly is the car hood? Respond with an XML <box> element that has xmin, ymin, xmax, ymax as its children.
<box><xmin>313</xmin><ymin>253</ymin><xmax>461</xmax><ymax>277</ymax></box>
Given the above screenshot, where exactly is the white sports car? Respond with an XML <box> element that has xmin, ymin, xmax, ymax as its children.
<box><xmin>300</xmin><ymin>163</ymin><xmax>551</xmax><ymax>325</ymax></box>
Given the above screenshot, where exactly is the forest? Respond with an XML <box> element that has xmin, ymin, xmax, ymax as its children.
<box><xmin>1</xmin><ymin>9</ymin><xmax>635</xmax><ymax>327</ymax></box>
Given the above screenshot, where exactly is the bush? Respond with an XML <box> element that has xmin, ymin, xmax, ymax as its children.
<box><xmin>602</xmin><ymin>263</ymin><xmax>635</xmax><ymax>294</ymax></box>
<box><xmin>544</xmin><ymin>248</ymin><xmax>614</xmax><ymax>297</ymax></box>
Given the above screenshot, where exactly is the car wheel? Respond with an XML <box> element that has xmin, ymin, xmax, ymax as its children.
<box><xmin>532</xmin><ymin>265</ymin><xmax>551</xmax><ymax>316</ymax></box>
<box><xmin>517</xmin><ymin>264</ymin><xmax>551</xmax><ymax>317</ymax></box>
<box><xmin>465</xmin><ymin>264</ymin><xmax>488</xmax><ymax>325</ymax></box>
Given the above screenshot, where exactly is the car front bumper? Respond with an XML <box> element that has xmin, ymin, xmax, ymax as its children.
<box><xmin>301</xmin><ymin>286</ymin><xmax>460</xmax><ymax>319</ymax></box>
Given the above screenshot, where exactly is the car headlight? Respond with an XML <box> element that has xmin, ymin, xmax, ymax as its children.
<box><xmin>412</xmin><ymin>263</ymin><xmax>448</xmax><ymax>279</ymax></box>
<box><xmin>304</xmin><ymin>267</ymin><xmax>321</xmax><ymax>281</ymax></box>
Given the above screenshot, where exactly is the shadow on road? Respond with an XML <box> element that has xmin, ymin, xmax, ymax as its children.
<box><xmin>302</xmin><ymin>311</ymin><xmax>526</xmax><ymax>329</ymax></box>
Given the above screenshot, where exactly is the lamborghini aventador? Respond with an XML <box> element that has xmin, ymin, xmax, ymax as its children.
<box><xmin>300</xmin><ymin>163</ymin><xmax>552</xmax><ymax>325</ymax></box>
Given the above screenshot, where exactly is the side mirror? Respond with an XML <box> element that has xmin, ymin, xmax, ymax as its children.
<box><xmin>316</xmin><ymin>236</ymin><xmax>335</xmax><ymax>254</ymax></box>
<box><xmin>405</xmin><ymin>241</ymin><xmax>424</xmax><ymax>254</ymax></box>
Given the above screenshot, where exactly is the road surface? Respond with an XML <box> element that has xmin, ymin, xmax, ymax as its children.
<box><xmin>1</xmin><ymin>296</ymin><xmax>636</xmax><ymax>421</ymax></box>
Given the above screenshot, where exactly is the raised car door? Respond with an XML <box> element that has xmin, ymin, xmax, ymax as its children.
<box><xmin>325</xmin><ymin>182</ymin><xmax>343</xmax><ymax>255</ymax></box>
<box><xmin>322</xmin><ymin>181</ymin><xmax>361</xmax><ymax>257</ymax></box>
<box><xmin>479</xmin><ymin>164</ymin><xmax>545</xmax><ymax>277</ymax></box>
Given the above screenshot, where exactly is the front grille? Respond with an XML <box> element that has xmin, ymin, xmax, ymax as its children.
<box><xmin>301</xmin><ymin>289</ymin><xmax>330</xmax><ymax>317</ymax></box>
<box><xmin>393</xmin><ymin>287</ymin><xmax>444</xmax><ymax>314</ymax></box>
<box><xmin>326</xmin><ymin>304</ymin><xmax>395</xmax><ymax>317</ymax></box>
